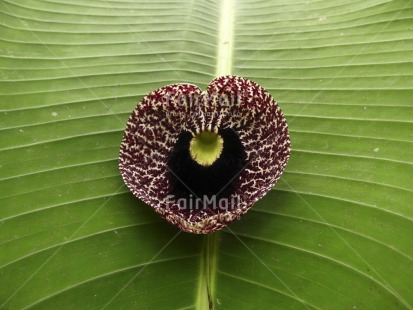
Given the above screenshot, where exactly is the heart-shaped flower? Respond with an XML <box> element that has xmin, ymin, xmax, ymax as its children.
<box><xmin>119</xmin><ymin>75</ymin><xmax>290</xmax><ymax>234</ymax></box>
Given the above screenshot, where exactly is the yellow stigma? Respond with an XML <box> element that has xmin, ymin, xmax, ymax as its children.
<box><xmin>189</xmin><ymin>131</ymin><xmax>223</xmax><ymax>166</ymax></box>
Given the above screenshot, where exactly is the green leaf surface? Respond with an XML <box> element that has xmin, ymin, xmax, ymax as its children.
<box><xmin>1</xmin><ymin>0</ymin><xmax>412</xmax><ymax>309</ymax></box>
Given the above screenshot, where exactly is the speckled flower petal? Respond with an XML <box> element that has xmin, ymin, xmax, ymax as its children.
<box><xmin>119</xmin><ymin>76</ymin><xmax>290</xmax><ymax>234</ymax></box>
<box><xmin>119</xmin><ymin>84</ymin><xmax>200</xmax><ymax>213</ymax></box>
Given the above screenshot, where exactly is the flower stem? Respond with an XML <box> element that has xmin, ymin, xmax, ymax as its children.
<box><xmin>196</xmin><ymin>233</ymin><xmax>219</xmax><ymax>310</ymax></box>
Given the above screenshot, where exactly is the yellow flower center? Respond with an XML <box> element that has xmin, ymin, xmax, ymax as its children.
<box><xmin>189</xmin><ymin>131</ymin><xmax>223</xmax><ymax>166</ymax></box>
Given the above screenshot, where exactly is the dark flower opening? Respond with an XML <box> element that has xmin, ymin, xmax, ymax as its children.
<box><xmin>119</xmin><ymin>75</ymin><xmax>290</xmax><ymax>234</ymax></box>
<box><xmin>168</xmin><ymin>128</ymin><xmax>247</xmax><ymax>214</ymax></box>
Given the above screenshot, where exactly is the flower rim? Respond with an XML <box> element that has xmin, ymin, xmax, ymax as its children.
<box><xmin>119</xmin><ymin>75</ymin><xmax>291</xmax><ymax>234</ymax></box>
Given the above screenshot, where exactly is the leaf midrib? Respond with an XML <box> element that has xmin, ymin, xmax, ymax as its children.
<box><xmin>195</xmin><ymin>0</ymin><xmax>235</xmax><ymax>309</ymax></box>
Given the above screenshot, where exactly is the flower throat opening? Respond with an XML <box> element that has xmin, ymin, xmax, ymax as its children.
<box><xmin>168</xmin><ymin>128</ymin><xmax>247</xmax><ymax>213</ymax></box>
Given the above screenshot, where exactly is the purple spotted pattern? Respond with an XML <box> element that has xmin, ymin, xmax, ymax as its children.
<box><xmin>119</xmin><ymin>75</ymin><xmax>290</xmax><ymax>234</ymax></box>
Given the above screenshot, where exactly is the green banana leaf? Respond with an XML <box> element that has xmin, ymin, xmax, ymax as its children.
<box><xmin>1</xmin><ymin>0</ymin><xmax>412</xmax><ymax>309</ymax></box>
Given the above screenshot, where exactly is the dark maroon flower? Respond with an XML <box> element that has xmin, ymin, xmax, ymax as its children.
<box><xmin>119</xmin><ymin>75</ymin><xmax>290</xmax><ymax>234</ymax></box>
